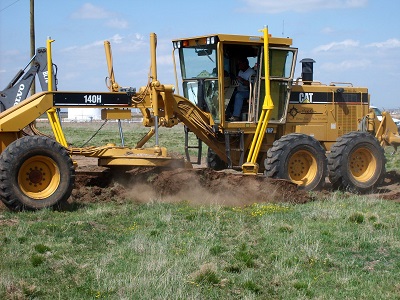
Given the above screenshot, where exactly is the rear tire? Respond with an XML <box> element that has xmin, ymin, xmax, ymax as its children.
<box><xmin>207</xmin><ymin>147</ymin><xmax>227</xmax><ymax>170</ymax></box>
<box><xmin>0</xmin><ymin>136</ymin><xmax>75</xmax><ymax>211</ymax></box>
<box><xmin>328</xmin><ymin>131</ymin><xmax>385</xmax><ymax>193</ymax></box>
<box><xmin>264</xmin><ymin>133</ymin><xmax>327</xmax><ymax>190</ymax></box>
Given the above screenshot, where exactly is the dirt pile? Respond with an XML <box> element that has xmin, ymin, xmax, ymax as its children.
<box><xmin>64</xmin><ymin>166</ymin><xmax>400</xmax><ymax>207</ymax></box>
<box><xmin>138</xmin><ymin>168</ymin><xmax>311</xmax><ymax>205</ymax></box>
<box><xmin>372</xmin><ymin>170</ymin><xmax>400</xmax><ymax>202</ymax></box>
<box><xmin>1</xmin><ymin>164</ymin><xmax>399</xmax><ymax>212</ymax></box>
<box><xmin>70</xmin><ymin>167</ymin><xmax>312</xmax><ymax>207</ymax></box>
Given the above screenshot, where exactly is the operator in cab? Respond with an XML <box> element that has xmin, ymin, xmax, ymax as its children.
<box><xmin>228</xmin><ymin>58</ymin><xmax>256</xmax><ymax>121</ymax></box>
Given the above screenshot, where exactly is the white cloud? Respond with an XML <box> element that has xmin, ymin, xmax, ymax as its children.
<box><xmin>81</xmin><ymin>40</ymin><xmax>105</xmax><ymax>50</ymax></box>
<box><xmin>106</xmin><ymin>18</ymin><xmax>129</xmax><ymax>29</ymax></box>
<box><xmin>239</xmin><ymin>0</ymin><xmax>367</xmax><ymax>13</ymax></box>
<box><xmin>60</xmin><ymin>45</ymin><xmax>79</xmax><ymax>53</ymax></box>
<box><xmin>321</xmin><ymin>59</ymin><xmax>370</xmax><ymax>71</ymax></box>
<box><xmin>366</xmin><ymin>38</ymin><xmax>400</xmax><ymax>49</ymax></box>
<box><xmin>60</xmin><ymin>34</ymin><xmax>147</xmax><ymax>58</ymax></box>
<box><xmin>109</xmin><ymin>34</ymin><xmax>124</xmax><ymax>44</ymax></box>
<box><xmin>60</xmin><ymin>40</ymin><xmax>103</xmax><ymax>53</ymax></box>
<box><xmin>70</xmin><ymin>3</ymin><xmax>129</xmax><ymax>29</ymax></box>
<box><xmin>313</xmin><ymin>39</ymin><xmax>359</xmax><ymax>52</ymax></box>
<box><xmin>135</xmin><ymin>33</ymin><xmax>144</xmax><ymax>41</ymax></box>
<box><xmin>71</xmin><ymin>3</ymin><xmax>113</xmax><ymax>19</ymax></box>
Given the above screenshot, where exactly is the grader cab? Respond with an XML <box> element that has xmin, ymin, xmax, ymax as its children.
<box><xmin>0</xmin><ymin>28</ymin><xmax>399</xmax><ymax>211</ymax></box>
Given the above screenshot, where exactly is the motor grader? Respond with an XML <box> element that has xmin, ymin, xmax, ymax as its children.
<box><xmin>0</xmin><ymin>28</ymin><xmax>399</xmax><ymax>211</ymax></box>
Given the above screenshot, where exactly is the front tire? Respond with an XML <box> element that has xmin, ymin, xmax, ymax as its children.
<box><xmin>328</xmin><ymin>131</ymin><xmax>385</xmax><ymax>193</ymax></box>
<box><xmin>264</xmin><ymin>133</ymin><xmax>327</xmax><ymax>190</ymax></box>
<box><xmin>0</xmin><ymin>136</ymin><xmax>75</xmax><ymax>211</ymax></box>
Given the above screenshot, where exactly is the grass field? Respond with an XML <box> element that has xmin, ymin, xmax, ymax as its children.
<box><xmin>0</xmin><ymin>121</ymin><xmax>399</xmax><ymax>299</ymax></box>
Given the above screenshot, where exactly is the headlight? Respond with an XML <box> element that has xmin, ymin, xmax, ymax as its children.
<box><xmin>206</xmin><ymin>36</ymin><xmax>218</xmax><ymax>44</ymax></box>
<box><xmin>173</xmin><ymin>41</ymin><xmax>181</xmax><ymax>49</ymax></box>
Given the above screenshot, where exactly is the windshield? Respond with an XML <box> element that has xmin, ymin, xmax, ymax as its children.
<box><xmin>179</xmin><ymin>45</ymin><xmax>220</xmax><ymax>122</ymax></box>
<box><xmin>179</xmin><ymin>45</ymin><xmax>217</xmax><ymax>79</ymax></box>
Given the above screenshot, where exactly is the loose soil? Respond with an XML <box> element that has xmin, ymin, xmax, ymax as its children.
<box><xmin>67</xmin><ymin>156</ymin><xmax>400</xmax><ymax>207</ymax></box>
<box><xmin>58</xmin><ymin>156</ymin><xmax>400</xmax><ymax>209</ymax></box>
<box><xmin>0</xmin><ymin>156</ymin><xmax>399</xmax><ymax>212</ymax></box>
<box><xmin>71</xmin><ymin>163</ymin><xmax>311</xmax><ymax>207</ymax></box>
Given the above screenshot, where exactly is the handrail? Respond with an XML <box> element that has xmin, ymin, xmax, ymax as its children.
<box><xmin>242</xmin><ymin>26</ymin><xmax>274</xmax><ymax>174</ymax></box>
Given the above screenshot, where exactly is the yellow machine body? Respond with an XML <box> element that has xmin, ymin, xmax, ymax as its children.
<box><xmin>1</xmin><ymin>29</ymin><xmax>399</xmax><ymax>210</ymax></box>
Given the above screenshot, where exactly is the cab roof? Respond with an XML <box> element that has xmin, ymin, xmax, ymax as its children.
<box><xmin>172</xmin><ymin>33</ymin><xmax>293</xmax><ymax>47</ymax></box>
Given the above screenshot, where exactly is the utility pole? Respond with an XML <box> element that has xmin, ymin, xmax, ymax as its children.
<box><xmin>30</xmin><ymin>0</ymin><xmax>35</xmax><ymax>95</ymax></box>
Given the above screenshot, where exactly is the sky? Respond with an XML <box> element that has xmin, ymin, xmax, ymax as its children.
<box><xmin>0</xmin><ymin>0</ymin><xmax>399</xmax><ymax>109</ymax></box>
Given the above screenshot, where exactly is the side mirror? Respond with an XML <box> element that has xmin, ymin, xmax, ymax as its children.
<box><xmin>196</xmin><ymin>48</ymin><xmax>213</xmax><ymax>56</ymax></box>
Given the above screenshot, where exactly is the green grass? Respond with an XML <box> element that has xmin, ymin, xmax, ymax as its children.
<box><xmin>0</xmin><ymin>197</ymin><xmax>399</xmax><ymax>299</ymax></box>
<box><xmin>1</xmin><ymin>121</ymin><xmax>398</xmax><ymax>299</ymax></box>
<box><xmin>386</xmin><ymin>146</ymin><xmax>400</xmax><ymax>171</ymax></box>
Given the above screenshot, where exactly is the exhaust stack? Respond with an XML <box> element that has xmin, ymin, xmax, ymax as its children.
<box><xmin>300</xmin><ymin>58</ymin><xmax>315</xmax><ymax>84</ymax></box>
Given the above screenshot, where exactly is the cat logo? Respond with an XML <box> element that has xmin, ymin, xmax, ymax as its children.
<box><xmin>299</xmin><ymin>92</ymin><xmax>313</xmax><ymax>103</ymax></box>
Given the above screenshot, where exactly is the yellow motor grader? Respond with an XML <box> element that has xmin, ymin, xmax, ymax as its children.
<box><xmin>0</xmin><ymin>28</ymin><xmax>399</xmax><ymax>211</ymax></box>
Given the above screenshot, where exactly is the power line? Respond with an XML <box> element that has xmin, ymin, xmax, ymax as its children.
<box><xmin>0</xmin><ymin>0</ymin><xmax>22</xmax><ymax>13</ymax></box>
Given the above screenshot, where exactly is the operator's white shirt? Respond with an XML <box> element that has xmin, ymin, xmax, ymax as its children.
<box><xmin>237</xmin><ymin>67</ymin><xmax>256</xmax><ymax>92</ymax></box>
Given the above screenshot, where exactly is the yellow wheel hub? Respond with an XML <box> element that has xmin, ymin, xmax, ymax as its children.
<box><xmin>288</xmin><ymin>150</ymin><xmax>317</xmax><ymax>186</ymax></box>
<box><xmin>349</xmin><ymin>148</ymin><xmax>376</xmax><ymax>182</ymax></box>
<box><xmin>18</xmin><ymin>156</ymin><xmax>60</xmax><ymax>199</ymax></box>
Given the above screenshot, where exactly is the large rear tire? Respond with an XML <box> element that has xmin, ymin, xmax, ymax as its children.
<box><xmin>264</xmin><ymin>133</ymin><xmax>327</xmax><ymax>190</ymax></box>
<box><xmin>328</xmin><ymin>131</ymin><xmax>385</xmax><ymax>194</ymax></box>
<box><xmin>0</xmin><ymin>136</ymin><xmax>75</xmax><ymax>211</ymax></box>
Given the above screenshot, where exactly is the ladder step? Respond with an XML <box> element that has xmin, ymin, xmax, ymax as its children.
<box><xmin>184</xmin><ymin>125</ymin><xmax>202</xmax><ymax>165</ymax></box>
<box><xmin>224</xmin><ymin>131</ymin><xmax>244</xmax><ymax>169</ymax></box>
